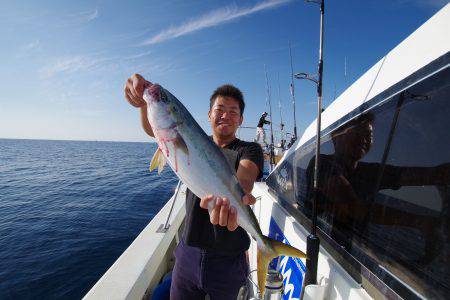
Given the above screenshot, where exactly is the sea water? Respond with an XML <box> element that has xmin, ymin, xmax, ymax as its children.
<box><xmin>0</xmin><ymin>139</ymin><xmax>177</xmax><ymax>299</ymax></box>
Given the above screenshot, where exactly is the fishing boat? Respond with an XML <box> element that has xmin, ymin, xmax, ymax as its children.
<box><xmin>85</xmin><ymin>3</ymin><xmax>449</xmax><ymax>299</ymax></box>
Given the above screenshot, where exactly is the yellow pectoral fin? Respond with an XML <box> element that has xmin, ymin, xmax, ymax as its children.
<box><xmin>157</xmin><ymin>151</ymin><xmax>167</xmax><ymax>174</ymax></box>
<box><xmin>150</xmin><ymin>148</ymin><xmax>167</xmax><ymax>174</ymax></box>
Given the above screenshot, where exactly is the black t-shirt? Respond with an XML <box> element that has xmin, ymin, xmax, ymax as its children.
<box><xmin>257</xmin><ymin>116</ymin><xmax>270</xmax><ymax>128</ymax></box>
<box><xmin>183</xmin><ymin>138</ymin><xmax>264</xmax><ymax>254</ymax></box>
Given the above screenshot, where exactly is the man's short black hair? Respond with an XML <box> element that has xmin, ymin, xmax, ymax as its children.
<box><xmin>209</xmin><ymin>84</ymin><xmax>245</xmax><ymax>116</ymax></box>
<box><xmin>332</xmin><ymin>112</ymin><xmax>374</xmax><ymax>143</ymax></box>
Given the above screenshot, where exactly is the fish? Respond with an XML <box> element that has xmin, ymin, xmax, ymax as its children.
<box><xmin>143</xmin><ymin>84</ymin><xmax>306</xmax><ymax>296</ymax></box>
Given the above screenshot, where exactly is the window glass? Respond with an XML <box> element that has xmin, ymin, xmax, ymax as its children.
<box><xmin>293</xmin><ymin>67</ymin><xmax>450</xmax><ymax>298</ymax></box>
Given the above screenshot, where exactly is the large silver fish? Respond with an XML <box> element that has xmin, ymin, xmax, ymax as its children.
<box><xmin>143</xmin><ymin>84</ymin><xmax>306</xmax><ymax>295</ymax></box>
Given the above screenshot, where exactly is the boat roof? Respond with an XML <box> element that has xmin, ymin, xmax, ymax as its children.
<box><xmin>290</xmin><ymin>3</ymin><xmax>449</xmax><ymax>156</ymax></box>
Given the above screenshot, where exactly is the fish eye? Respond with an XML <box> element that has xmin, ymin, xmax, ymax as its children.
<box><xmin>160</xmin><ymin>92</ymin><xmax>169</xmax><ymax>103</ymax></box>
<box><xmin>168</xmin><ymin>104</ymin><xmax>178</xmax><ymax>115</ymax></box>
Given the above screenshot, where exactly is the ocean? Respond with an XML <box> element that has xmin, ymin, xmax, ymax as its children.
<box><xmin>0</xmin><ymin>139</ymin><xmax>178</xmax><ymax>299</ymax></box>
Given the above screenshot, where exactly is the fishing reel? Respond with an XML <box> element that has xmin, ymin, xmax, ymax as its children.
<box><xmin>237</xmin><ymin>269</ymin><xmax>284</xmax><ymax>300</ymax></box>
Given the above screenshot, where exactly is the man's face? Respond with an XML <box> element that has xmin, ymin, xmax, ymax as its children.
<box><xmin>208</xmin><ymin>96</ymin><xmax>243</xmax><ymax>138</ymax></box>
<box><xmin>334</xmin><ymin>121</ymin><xmax>374</xmax><ymax>162</ymax></box>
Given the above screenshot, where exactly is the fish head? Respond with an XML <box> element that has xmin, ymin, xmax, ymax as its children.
<box><xmin>143</xmin><ymin>84</ymin><xmax>185</xmax><ymax>131</ymax></box>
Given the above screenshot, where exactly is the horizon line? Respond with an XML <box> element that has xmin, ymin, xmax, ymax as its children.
<box><xmin>0</xmin><ymin>137</ymin><xmax>156</xmax><ymax>144</ymax></box>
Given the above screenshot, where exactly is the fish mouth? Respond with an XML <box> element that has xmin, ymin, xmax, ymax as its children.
<box><xmin>144</xmin><ymin>84</ymin><xmax>161</xmax><ymax>103</ymax></box>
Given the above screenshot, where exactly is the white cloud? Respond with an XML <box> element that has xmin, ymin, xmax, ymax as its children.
<box><xmin>86</xmin><ymin>8</ymin><xmax>99</xmax><ymax>21</ymax></box>
<box><xmin>23</xmin><ymin>40</ymin><xmax>41</xmax><ymax>51</ymax></box>
<box><xmin>124</xmin><ymin>50</ymin><xmax>152</xmax><ymax>60</ymax></box>
<box><xmin>39</xmin><ymin>56</ymin><xmax>107</xmax><ymax>78</ymax></box>
<box><xmin>40</xmin><ymin>56</ymin><xmax>89</xmax><ymax>78</ymax></box>
<box><xmin>143</xmin><ymin>0</ymin><xmax>292</xmax><ymax>45</ymax></box>
<box><xmin>68</xmin><ymin>8</ymin><xmax>99</xmax><ymax>22</ymax></box>
<box><xmin>40</xmin><ymin>51</ymin><xmax>173</xmax><ymax>79</ymax></box>
<box><xmin>125</xmin><ymin>60</ymin><xmax>178</xmax><ymax>78</ymax></box>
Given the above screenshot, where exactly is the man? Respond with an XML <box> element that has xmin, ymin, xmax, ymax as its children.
<box><xmin>124</xmin><ymin>74</ymin><xmax>264</xmax><ymax>299</ymax></box>
<box><xmin>254</xmin><ymin>112</ymin><xmax>271</xmax><ymax>146</ymax></box>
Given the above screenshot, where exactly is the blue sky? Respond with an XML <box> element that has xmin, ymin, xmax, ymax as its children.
<box><xmin>0</xmin><ymin>0</ymin><xmax>447</xmax><ymax>142</ymax></box>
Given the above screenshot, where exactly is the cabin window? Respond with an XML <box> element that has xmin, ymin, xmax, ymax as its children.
<box><xmin>294</xmin><ymin>66</ymin><xmax>449</xmax><ymax>298</ymax></box>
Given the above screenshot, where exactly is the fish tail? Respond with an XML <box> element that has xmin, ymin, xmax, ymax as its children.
<box><xmin>268</xmin><ymin>236</ymin><xmax>306</xmax><ymax>260</ymax></box>
<box><xmin>256</xmin><ymin>236</ymin><xmax>306</xmax><ymax>296</ymax></box>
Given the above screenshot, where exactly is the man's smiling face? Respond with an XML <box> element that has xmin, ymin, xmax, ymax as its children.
<box><xmin>208</xmin><ymin>96</ymin><xmax>243</xmax><ymax>139</ymax></box>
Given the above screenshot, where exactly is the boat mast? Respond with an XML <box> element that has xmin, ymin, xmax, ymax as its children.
<box><xmin>277</xmin><ymin>73</ymin><xmax>285</xmax><ymax>149</ymax></box>
<box><xmin>289</xmin><ymin>41</ymin><xmax>298</xmax><ymax>142</ymax></box>
<box><xmin>264</xmin><ymin>65</ymin><xmax>276</xmax><ymax>170</ymax></box>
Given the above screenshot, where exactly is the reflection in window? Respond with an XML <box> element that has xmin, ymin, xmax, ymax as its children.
<box><xmin>294</xmin><ymin>67</ymin><xmax>450</xmax><ymax>298</ymax></box>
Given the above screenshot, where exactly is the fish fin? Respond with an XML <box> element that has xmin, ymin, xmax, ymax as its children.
<box><xmin>157</xmin><ymin>151</ymin><xmax>167</xmax><ymax>175</ymax></box>
<box><xmin>257</xmin><ymin>237</ymin><xmax>306</xmax><ymax>296</ymax></box>
<box><xmin>150</xmin><ymin>148</ymin><xmax>166</xmax><ymax>174</ymax></box>
<box><xmin>174</xmin><ymin>133</ymin><xmax>189</xmax><ymax>156</ymax></box>
<box><xmin>257</xmin><ymin>246</ymin><xmax>273</xmax><ymax>298</ymax></box>
<box><xmin>268</xmin><ymin>237</ymin><xmax>306</xmax><ymax>259</ymax></box>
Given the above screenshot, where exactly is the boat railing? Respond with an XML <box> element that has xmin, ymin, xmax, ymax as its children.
<box><xmin>83</xmin><ymin>184</ymin><xmax>186</xmax><ymax>300</ymax></box>
<box><xmin>156</xmin><ymin>180</ymin><xmax>182</xmax><ymax>233</ymax></box>
<box><xmin>237</xmin><ymin>126</ymin><xmax>293</xmax><ymax>149</ymax></box>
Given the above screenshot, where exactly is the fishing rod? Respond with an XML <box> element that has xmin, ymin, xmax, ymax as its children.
<box><xmin>264</xmin><ymin>65</ymin><xmax>276</xmax><ymax>170</ymax></box>
<box><xmin>289</xmin><ymin>41</ymin><xmax>298</xmax><ymax>143</ymax></box>
<box><xmin>277</xmin><ymin>73</ymin><xmax>285</xmax><ymax>150</ymax></box>
<box><xmin>294</xmin><ymin>0</ymin><xmax>324</xmax><ymax>296</ymax></box>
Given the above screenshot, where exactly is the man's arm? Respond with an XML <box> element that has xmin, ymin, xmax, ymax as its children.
<box><xmin>397</xmin><ymin>163</ymin><xmax>450</xmax><ymax>186</ymax></box>
<box><xmin>124</xmin><ymin>74</ymin><xmax>155</xmax><ymax>138</ymax></box>
<box><xmin>237</xmin><ymin>159</ymin><xmax>260</xmax><ymax>193</ymax></box>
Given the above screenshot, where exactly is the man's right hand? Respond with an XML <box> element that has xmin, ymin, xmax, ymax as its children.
<box><xmin>125</xmin><ymin>74</ymin><xmax>155</xmax><ymax>138</ymax></box>
<box><xmin>124</xmin><ymin>74</ymin><xmax>151</xmax><ymax>108</ymax></box>
<box><xmin>199</xmin><ymin>194</ymin><xmax>256</xmax><ymax>232</ymax></box>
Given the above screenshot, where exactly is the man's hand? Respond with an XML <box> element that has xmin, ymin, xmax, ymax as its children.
<box><xmin>199</xmin><ymin>194</ymin><xmax>256</xmax><ymax>231</ymax></box>
<box><xmin>124</xmin><ymin>73</ymin><xmax>151</xmax><ymax>108</ymax></box>
<box><xmin>124</xmin><ymin>73</ymin><xmax>155</xmax><ymax>138</ymax></box>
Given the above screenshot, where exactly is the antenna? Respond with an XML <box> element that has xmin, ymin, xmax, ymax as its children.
<box><xmin>277</xmin><ymin>73</ymin><xmax>285</xmax><ymax>149</ymax></box>
<box><xmin>344</xmin><ymin>56</ymin><xmax>347</xmax><ymax>77</ymax></box>
<box><xmin>264</xmin><ymin>65</ymin><xmax>276</xmax><ymax>170</ymax></box>
<box><xmin>333</xmin><ymin>82</ymin><xmax>336</xmax><ymax>101</ymax></box>
<box><xmin>289</xmin><ymin>41</ymin><xmax>298</xmax><ymax>142</ymax></box>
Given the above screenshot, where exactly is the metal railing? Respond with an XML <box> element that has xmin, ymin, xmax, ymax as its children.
<box><xmin>156</xmin><ymin>180</ymin><xmax>182</xmax><ymax>233</ymax></box>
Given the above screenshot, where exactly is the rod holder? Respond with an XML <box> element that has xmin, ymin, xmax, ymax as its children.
<box><xmin>156</xmin><ymin>181</ymin><xmax>182</xmax><ymax>233</ymax></box>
